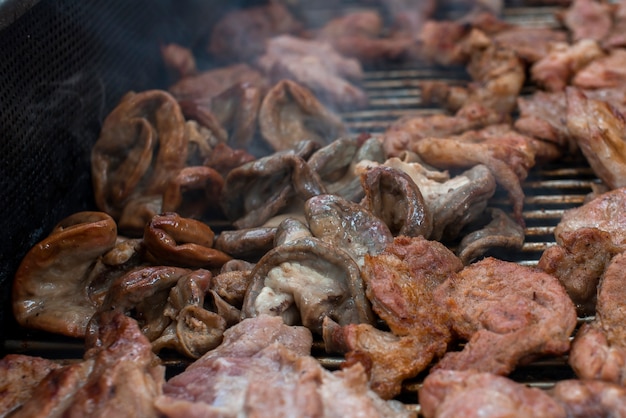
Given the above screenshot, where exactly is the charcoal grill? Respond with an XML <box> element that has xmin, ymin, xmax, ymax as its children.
<box><xmin>0</xmin><ymin>0</ymin><xmax>600</xmax><ymax>415</ymax></box>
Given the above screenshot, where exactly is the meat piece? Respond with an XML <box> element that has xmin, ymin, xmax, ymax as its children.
<box><xmin>538</xmin><ymin>187</ymin><xmax>626</xmax><ymax>314</ymax></box>
<box><xmin>304</xmin><ymin>194</ymin><xmax>393</xmax><ymax>266</ymax></box>
<box><xmin>383</xmin><ymin>0</ymin><xmax>437</xmax><ymax>35</ymax></box>
<box><xmin>411</xmin><ymin>124</ymin><xmax>537</xmax><ymax>225</ymax></box>
<box><xmin>161</xmin><ymin>43</ymin><xmax>196</xmax><ymax>81</ymax></box>
<box><xmin>257</xmin><ymin>35</ymin><xmax>367</xmax><ymax>110</ymax></box>
<box><xmin>143</xmin><ymin>212</ymin><xmax>231</xmax><ymax>268</ymax></box>
<box><xmin>602</xmin><ymin>0</ymin><xmax>626</xmax><ymax>49</ymax></box>
<box><xmin>315</xmin><ymin>10</ymin><xmax>410</xmax><ymax>64</ymax></box>
<box><xmin>91</xmin><ymin>90</ymin><xmax>187</xmax><ymax>219</ymax></box>
<box><xmin>12</xmin><ymin>211</ymin><xmax>118</xmax><ymax>338</ymax></box>
<box><xmin>12</xmin><ymin>312</ymin><xmax>164</xmax><ymax>418</ymax></box>
<box><xmin>461</xmin><ymin>29</ymin><xmax>526</xmax><ymax>114</ymax></box>
<box><xmin>364</xmin><ymin>236</ymin><xmax>462</xmax><ymax>336</ymax></box>
<box><xmin>219</xmin><ymin>141</ymin><xmax>325</xmax><ymax>229</ymax></box>
<box><xmin>362</xmin><ymin>158</ymin><xmax>496</xmax><ymax>241</ymax></box>
<box><xmin>208</xmin><ymin>2</ymin><xmax>302</xmax><ymax>63</ymax></box>
<box><xmin>550</xmin><ymin>379</ymin><xmax>626</xmax><ymax>417</ymax></box>
<box><xmin>214</xmin><ymin>227</ymin><xmax>277</xmax><ymax>260</ymax></box>
<box><xmin>382</xmin><ymin>101</ymin><xmax>507</xmax><ymax>158</ymax></box>
<box><xmin>210</xmin><ymin>269</ymin><xmax>251</xmax><ymax>308</ymax></box>
<box><xmin>557</xmin><ymin>0</ymin><xmax>613</xmax><ymax>42</ymax></box>
<box><xmin>360</xmin><ymin>165</ymin><xmax>432</xmax><ymax>238</ymax></box>
<box><xmin>242</xmin><ymin>236</ymin><xmax>375</xmax><ymax>333</ymax></box>
<box><xmin>324</xmin><ymin>236</ymin><xmax>460</xmax><ymax>399</ymax></box>
<box><xmin>324</xmin><ymin>320</ymin><xmax>445</xmax><ymax>401</ymax></box>
<box><xmin>569</xmin><ymin>252</ymin><xmax>626</xmax><ymax>384</ymax></box>
<box><xmin>258</xmin><ymin>80</ymin><xmax>346</xmax><ymax>151</ymax></box>
<box><xmin>419</xmin><ymin>369</ymin><xmax>567</xmax><ymax>418</ymax></box>
<box><xmin>515</xmin><ymin>90</ymin><xmax>572</xmax><ymax>150</ymax></box>
<box><xmin>566</xmin><ymin>88</ymin><xmax>626</xmax><ymax>189</ymax></box>
<box><xmin>574</xmin><ymin>48</ymin><xmax>626</xmax><ymax>90</ymax></box>
<box><xmin>492</xmin><ymin>26</ymin><xmax>568</xmax><ymax>64</ymax></box>
<box><xmin>156</xmin><ymin>316</ymin><xmax>412</xmax><ymax>418</ymax></box>
<box><xmin>161</xmin><ymin>166</ymin><xmax>224</xmax><ymax>221</ymax></box>
<box><xmin>308</xmin><ymin>136</ymin><xmax>386</xmax><ymax>202</ymax></box>
<box><xmin>169</xmin><ymin>63</ymin><xmax>267</xmax><ymax>103</ymax></box>
<box><xmin>410</xmin><ymin>19</ymin><xmax>471</xmax><ymax>66</ymax></box>
<box><xmin>530</xmin><ymin>40</ymin><xmax>604</xmax><ymax>92</ymax></box>
<box><xmin>0</xmin><ymin>354</ymin><xmax>62</xmax><ymax>416</ymax></box>
<box><xmin>433</xmin><ymin>257</ymin><xmax>577</xmax><ymax>375</ymax></box>
<box><xmin>456</xmin><ymin>208</ymin><xmax>525</xmax><ymax>265</ymax></box>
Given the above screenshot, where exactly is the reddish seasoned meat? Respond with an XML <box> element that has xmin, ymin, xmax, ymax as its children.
<box><xmin>0</xmin><ymin>355</ymin><xmax>62</xmax><ymax>416</ymax></box>
<box><xmin>419</xmin><ymin>369</ymin><xmax>567</xmax><ymax>418</ymax></box>
<box><xmin>550</xmin><ymin>379</ymin><xmax>626</xmax><ymax>417</ymax></box>
<box><xmin>530</xmin><ymin>40</ymin><xmax>604</xmax><ymax>92</ymax></box>
<box><xmin>492</xmin><ymin>26</ymin><xmax>568</xmax><ymax>64</ymax></box>
<box><xmin>573</xmin><ymin>48</ymin><xmax>626</xmax><ymax>89</ymax></box>
<box><xmin>411</xmin><ymin>124</ymin><xmax>538</xmax><ymax>225</ymax></box>
<box><xmin>382</xmin><ymin>102</ymin><xmax>506</xmax><ymax>158</ymax></box>
<box><xmin>323</xmin><ymin>236</ymin><xmax>460</xmax><ymax>399</ymax></box>
<box><xmin>410</xmin><ymin>19</ymin><xmax>471</xmax><ymax>66</ymax></box>
<box><xmin>566</xmin><ymin>88</ymin><xmax>626</xmax><ymax>189</ymax></box>
<box><xmin>557</xmin><ymin>0</ymin><xmax>613</xmax><ymax>42</ymax></box>
<box><xmin>433</xmin><ymin>258</ymin><xmax>577</xmax><ymax>375</ymax></box>
<box><xmin>603</xmin><ymin>0</ymin><xmax>626</xmax><ymax>48</ymax></box>
<box><xmin>156</xmin><ymin>315</ymin><xmax>412</xmax><ymax>418</ymax></box>
<box><xmin>208</xmin><ymin>2</ymin><xmax>302</xmax><ymax>63</ymax></box>
<box><xmin>515</xmin><ymin>90</ymin><xmax>571</xmax><ymax>150</ymax></box>
<box><xmin>538</xmin><ymin>187</ymin><xmax>626</xmax><ymax>315</ymax></box>
<box><xmin>11</xmin><ymin>312</ymin><xmax>164</xmax><ymax>418</ymax></box>
<box><xmin>257</xmin><ymin>35</ymin><xmax>367</xmax><ymax>110</ymax></box>
<box><xmin>569</xmin><ymin>252</ymin><xmax>626</xmax><ymax>385</ymax></box>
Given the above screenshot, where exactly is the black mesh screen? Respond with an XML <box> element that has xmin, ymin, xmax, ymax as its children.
<box><xmin>0</xmin><ymin>0</ymin><xmax>237</xmax><ymax>344</ymax></box>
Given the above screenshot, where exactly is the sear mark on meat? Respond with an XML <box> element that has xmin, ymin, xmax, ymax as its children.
<box><xmin>242</xmin><ymin>237</ymin><xmax>375</xmax><ymax>334</ymax></box>
<box><xmin>0</xmin><ymin>354</ymin><xmax>62</xmax><ymax>417</ymax></box>
<box><xmin>569</xmin><ymin>252</ymin><xmax>626</xmax><ymax>385</ymax></box>
<box><xmin>565</xmin><ymin>87</ymin><xmax>626</xmax><ymax>190</ymax></box>
<box><xmin>304</xmin><ymin>193</ymin><xmax>393</xmax><ymax>266</ymax></box>
<box><xmin>11</xmin><ymin>312</ymin><xmax>165</xmax><ymax>418</ymax></box>
<box><xmin>258</xmin><ymin>79</ymin><xmax>346</xmax><ymax>152</ymax></box>
<box><xmin>433</xmin><ymin>257</ymin><xmax>577</xmax><ymax>375</ymax></box>
<box><xmin>419</xmin><ymin>369</ymin><xmax>567</xmax><ymax>418</ymax></box>
<box><xmin>324</xmin><ymin>236</ymin><xmax>461</xmax><ymax>399</ymax></box>
<box><xmin>538</xmin><ymin>187</ymin><xmax>626</xmax><ymax>315</ymax></box>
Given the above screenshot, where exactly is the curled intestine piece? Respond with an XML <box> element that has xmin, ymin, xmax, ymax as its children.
<box><xmin>161</xmin><ymin>166</ymin><xmax>224</xmax><ymax>219</ymax></box>
<box><xmin>12</xmin><ymin>212</ymin><xmax>118</xmax><ymax>338</ymax></box>
<box><xmin>143</xmin><ymin>212</ymin><xmax>231</xmax><ymax>269</ymax></box>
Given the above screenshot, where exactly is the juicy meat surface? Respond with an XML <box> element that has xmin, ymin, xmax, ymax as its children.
<box><xmin>11</xmin><ymin>312</ymin><xmax>165</xmax><ymax>418</ymax></box>
<box><xmin>515</xmin><ymin>90</ymin><xmax>571</xmax><ymax>150</ymax></box>
<box><xmin>419</xmin><ymin>369</ymin><xmax>567</xmax><ymax>418</ymax></box>
<box><xmin>558</xmin><ymin>0</ymin><xmax>613</xmax><ymax>42</ymax></box>
<box><xmin>433</xmin><ymin>257</ymin><xmax>577</xmax><ymax>375</ymax></box>
<box><xmin>0</xmin><ymin>355</ymin><xmax>62</xmax><ymax>417</ymax></box>
<box><xmin>550</xmin><ymin>379</ymin><xmax>626</xmax><ymax>417</ymax></box>
<box><xmin>157</xmin><ymin>315</ymin><xmax>412</xmax><ymax>418</ymax></box>
<box><xmin>569</xmin><ymin>252</ymin><xmax>626</xmax><ymax>385</ymax></box>
<box><xmin>566</xmin><ymin>88</ymin><xmax>626</xmax><ymax>189</ymax></box>
<box><xmin>323</xmin><ymin>236</ymin><xmax>461</xmax><ymax>399</ymax></box>
<box><xmin>538</xmin><ymin>187</ymin><xmax>626</xmax><ymax>315</ymax></box>
<box><xmin>573</xmin><ymin>48</ymin><xmax>626</xmax><ymax>90</ymax></box>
